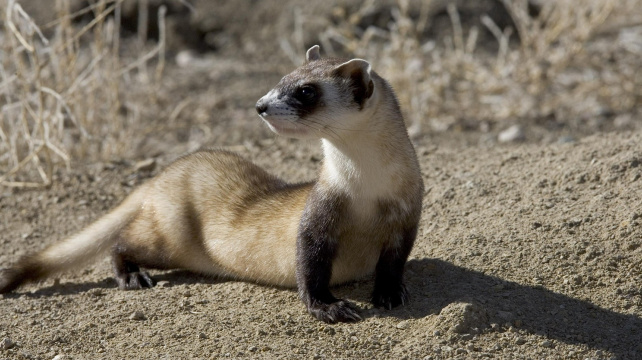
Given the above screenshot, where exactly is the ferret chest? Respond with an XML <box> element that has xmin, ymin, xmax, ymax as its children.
<box><xmin>330</xmin><ymin>214</ymin><xmax>399</xmax><ymax>285</ymax></box>
<box><xmin>335</xmin><ymin>196</ymin><xmax>409</xmax><ymax>251</ymax></box>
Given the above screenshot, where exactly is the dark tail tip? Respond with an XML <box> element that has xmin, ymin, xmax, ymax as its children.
<box><xmin>0</xmin><ymin>258</ymin><xmax>45</xmax><ymax>294</ymax></box>
<box><xmin>0</xmin><ymin>268</ymin><xmax>27</xmax><ymax>294</ymax></box>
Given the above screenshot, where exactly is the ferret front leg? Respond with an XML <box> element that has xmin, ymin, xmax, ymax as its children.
<box><xmin>296</xmin><ymin>193</ymin><xmax>361</xmax><ymax>323</ymax></box>
<box><xmin>371</xmin><ymin>225</ymin><xmax>417</xmax><ymax>309</ymax></box>
<box><xmin>296</xmin><ymin>230</ymin><xmax>361</xmax><ymax>323</ymax></box>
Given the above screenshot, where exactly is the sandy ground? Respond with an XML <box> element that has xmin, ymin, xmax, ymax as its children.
<box><xmin>2</xmin><ymin>2</ymin><xmax>642</xmax><ymax>359</ymax></box>
<box><xmin>2</xmin><ymin>130</ymin><xmax>641</xmax><ymax>359</ymax></box>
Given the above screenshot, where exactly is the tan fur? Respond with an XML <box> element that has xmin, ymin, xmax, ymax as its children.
<box><xmin>1</xmin><ymin>47</ymin><xmax>423</xmax><ymax>296</ymax></box>
<box><xmin>117</xmin><ymin>151</ymin><xmax>310</xmax><ymax>287</ymax></box>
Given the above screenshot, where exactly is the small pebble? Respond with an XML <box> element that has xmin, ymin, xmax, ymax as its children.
<box><xmin>541</xmin><ymin>340</ymin><xmax>553</xmax><ymax>348</ymax></box>
<box><xmin>515</xmin><ymin>337</ymin><xmax>526</xmax><ymax>345</ymax></box>
<box><xmin>176</xmin><ymin>50</ymin><xmax>197</xmax><ymax>67</ymax></box>
<box><xmin>496</xmin><ymin>310</ymin><xmax>513</xmax><ymax>321</ymax></box>
<box><xmin>323</xmin><ymin>326</ymin><xmax>336</xmax><ymax>335</ymax></box>
<box><xmin>129</xmin><ymin>311</ymin><xmax>146</xmax><ymax>321</ymax></box>
<box><xmin>557</xmin><ymin>136</ymin><xmax>575</xmax><ymax>144</ymax></box>
<box><xmin>90</xmin><ymin>288</ymin><xmax>105</xmax><ymax>297</ymax></box>
<box><xmin>498</xmin><ymin>125</ymin><xmax>524</xmax><ymax>143</ymax></box>
<box><xmin>198</xmin><ymin>332</ymin><xmax>208</xmax><ymax>339</ymax></box>
<box><xmin>396</xmin><ymin>320</ymin><xmax>410</xmax><ymax>330</ymax></box>
<box><xmin>1</xmin><ymin>338</ymin><xmax>16</xmax><ymax>350</ymax></box>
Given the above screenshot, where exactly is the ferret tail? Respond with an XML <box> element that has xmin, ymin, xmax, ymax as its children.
<box><xmin>0</xmin><ymin>189</ymin><xmax>145</xmax><ymax>294</ymax></box>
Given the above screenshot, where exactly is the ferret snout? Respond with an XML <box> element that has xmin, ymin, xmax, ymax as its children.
<box><xmin>256</xmin><ymin>89</ymin><xmax>283</xmax><ymax>117</ymax></box>
<box><xmin>255</xmin><ymin>98</ymin><xmax>268</xmax><ymax>115</ymax></box>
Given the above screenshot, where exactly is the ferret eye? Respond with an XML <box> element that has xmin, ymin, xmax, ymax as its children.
<box><xmin>295</xmin><ymin>85</ymin><xmax>317</xmax><ymax>102</ymax></box>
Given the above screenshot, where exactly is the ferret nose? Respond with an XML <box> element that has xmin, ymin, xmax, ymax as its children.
<box><xmin>255</xmin><ymin>99</ymin><xmax>268</xmax><ymax>115</ymax></box>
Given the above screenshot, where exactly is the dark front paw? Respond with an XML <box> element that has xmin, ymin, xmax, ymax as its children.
<box><xmin>307</xmin><ymin>299</ymin><xmax>362</xmax><ymax>323</ymax></box>
<box><xmin>115</xmin><ymin>271</ymin><xmax>156</xmax><ymax>290</ymax></box>
<box><xmin>372</xmin><ymin>283</ymin><xmax>408</xmax><ymax>310</ymax></box>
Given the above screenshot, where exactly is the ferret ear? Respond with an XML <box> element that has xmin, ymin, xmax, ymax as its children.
<box><xmin>306</xmin><ymin>45</ymin><xmax>321</xmax><ymax>62</ymax></box>
<box><xmin>333</xmin><ymin>59</ymin><xmax>375</xmax><ymax>109</ymax></box>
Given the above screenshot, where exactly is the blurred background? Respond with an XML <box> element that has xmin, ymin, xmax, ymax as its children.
<box><xmin>1</xmin><ymin>0</ymin><xmax>641</xmax><ymax>186</ymax></box>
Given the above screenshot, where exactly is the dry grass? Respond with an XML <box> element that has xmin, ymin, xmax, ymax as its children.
<box><xmin>0</xmin><ymin>0</ymin><xmax>166</xmax><ymax>188</ymax></box>
<box><xmin>2</xmin><ymin>0</ymin><xmax>640</xmax><ymax>187</ymax></box>
<box><xmin>300</xmin><ymin>0</ymin><xmax>640</xmax><ymax>136</ymax></box>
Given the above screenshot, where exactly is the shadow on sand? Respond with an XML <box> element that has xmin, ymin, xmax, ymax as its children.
<box><xmin>5</xmin><ymin>270</ymin><xmax>226</xmax><ymax>297</ymax></box>
<box><xmin>5</xmin><ymin>259</ymin><xmax>639</xmax><ymax>357</ymax></box>
<box><xmin>377</xmin><ymin>258</ymin><xmax>640</xmax><ymax>358</ymax></box>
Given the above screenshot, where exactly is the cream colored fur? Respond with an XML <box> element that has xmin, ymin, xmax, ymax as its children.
<box><xmin>3</xmin><ymin>46</ymin><xmax>422</xmax><ymax>294</ymax></box>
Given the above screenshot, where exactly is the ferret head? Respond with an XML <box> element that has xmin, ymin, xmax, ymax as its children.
<box><xmin>256</xmin><ymin>46</ymin><xmax>378</xmax><ymax>140</ymax></box>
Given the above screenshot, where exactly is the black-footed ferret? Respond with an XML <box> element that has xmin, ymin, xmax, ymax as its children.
<box><xmin>0</xmin><ymin>46</ymin><xmax>424</xmax><ymax>323</ymax></box>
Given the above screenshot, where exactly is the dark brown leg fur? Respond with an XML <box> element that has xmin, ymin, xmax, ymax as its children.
<box><xmin>296</xmin><ymin>191</ymin><xmax>362</xmax><ymax>324</ymax></box>
<box><xmin>371</xmin><ymin>225</ymin><xmax>417</xmax><ymax>309</ymax></box>
<box><xmin>112</xmin><ymin>245</ymin><xmax>155</xmax><ymax>290</ymax></box>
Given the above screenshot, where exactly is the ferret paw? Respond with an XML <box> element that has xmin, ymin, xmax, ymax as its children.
<box><xmin>307</xmin><ymin>299</ymin><xmax>362</xmax><ymax>324</ymax></box>
<box><xmin>372</xmin><ymin>283</ymin><xmax>408</xmax><ymax>310</ymax></box>
<box><xmin>115</xmin><ymin>271</ymin><xmax>156</xmax><ymax>290</ymax></box>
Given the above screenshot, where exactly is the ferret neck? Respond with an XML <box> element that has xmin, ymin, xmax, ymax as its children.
<box><xmin>319</xmin><ymin>123</ymin><xmax>411</xmax><ymax>200</ymax></box>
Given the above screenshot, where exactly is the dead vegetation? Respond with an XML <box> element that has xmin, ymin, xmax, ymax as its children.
<box><xmin>309</xmin><ymin>0</ymin><xmax>640</xmax><ymax>136</ymax></box>
<box><xmin>1</xmin><ymin>0</ymin><xmax>640</xmax><ymax>187</ymax></box>
<box><xmin>0</xmin><ymin>0</ymin><xmax>166</xmax><ymax>188</ymax></box>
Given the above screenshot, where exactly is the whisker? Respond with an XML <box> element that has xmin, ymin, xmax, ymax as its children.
<box><xmin>289</xmin><ymin>117</ymin><xmax>342</xmax><ymax>144</ymax></box>
<box><xmin>301</xmin><ymin>119</ymin><xmax>348</xmax><ymax>147</ymax></box>
<box><xmin>282</xmin><ymin>117</ymin><xmax>322</xmax><ymax>137</ymax></box>
<box><xmin>297</xmin><ymin>120</ymin><xmax>333</xmax><ymax>140</ymax></box>
<box><xmin>318</xmin><ymin>121</ymin><xmax>378</xmax><ymax>133</ymax></box>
